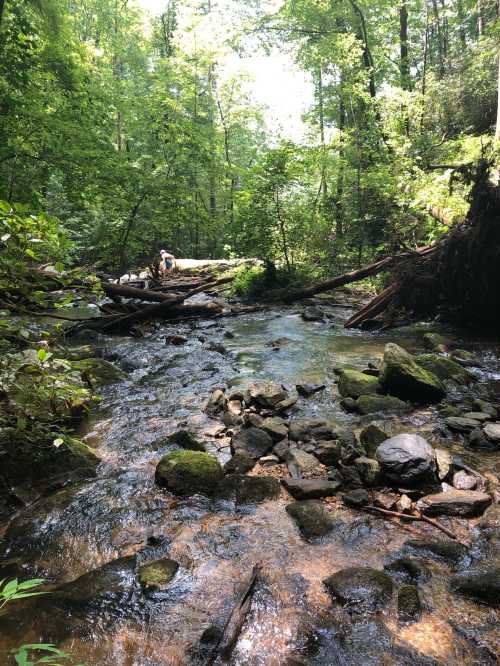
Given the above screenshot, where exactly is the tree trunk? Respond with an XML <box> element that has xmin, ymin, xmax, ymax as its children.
<box><xmin>431</xmin><ymin>0</ymin><xmax>445</xmax><ymax>77</ymax></box>
<box><xmin>317</xmin><ymin>67</ymin><xmax>328</xmax><ymax>204</ymax></box>
<box><xmin>347</xmin><ymin>0</ymin><xmax>377</xmax><ymax>98</ymax></box>
<box><xmin>399</xmin><ymin>0</ymin><xmax>411</xmax><ymax>90</ymax></box>
<box><xmin>0</xmin><ymin>0</ymin><xmax>6</xmax><ymax>28</ymax></box>
<box><xmin>495</xmin><ymin>51</ymin><xmax>500</xmax><ymax>142</ymax></box>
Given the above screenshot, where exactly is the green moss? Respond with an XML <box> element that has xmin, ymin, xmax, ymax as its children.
<box><xmin>155</xmin><ymin>450</ymin><xmax>223</xmax><ymax>496</ymax></box>
<box><xmin>168</xmin><ymin>429</ymin><xmax>206</xmax><ymax>452</ymax></box>
<box><xmin>337</xmin><ymin>369</ymin><xmax>381</xmax><ymax>399</ymax></box>
<box><xmin>380</xmin><ymin>343</ymin><xmax>445</xmax><ymax>403</ymax></box>
<box><xmin>354</xmin><ymin>394</ymin><xmax>410</xmax><ymax>415</ymax></box>
<box><xmin>138</xmin><ymin>558</ymin><xmax>179</xmax><ymax>591</ymax></box>
<box><xmin>417</xmin><ymin>354</ymin><xmax>473</xmax><ymax>385</ymax></box>
<box><xmin>398</xmin><ymin>584</ymin><xmax>421</xmax><ymax>621</ymax></box>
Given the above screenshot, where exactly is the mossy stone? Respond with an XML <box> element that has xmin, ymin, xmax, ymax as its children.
<box><xmin>398</xmin><ymin>584</ymin><xmax>421</xmax><ymax>621</ymax></box>
<box><xmin>168</xmin><ymin>429</ymin><xmax>206</xmax><ymax>452</ymax></box>
<box><xmin>355</xmin><ymin>394</ymin><xmax>410</xmax><ymax>415</ymax></box>
<box><xmin>423</xmin><ymin>332</ymin><xmax>451</xmax><ymax>352</ymax></box>
<box><xmin>324</xmin><ymin>567</ymin><xmax>394</xmax><ymax>612</ymax></box>
<box><xmin>223</xmin><ymin>451</ymin><xmax>255</xmax><ymax>474</ymax></box>
<box><xmin>216</xmin><ymin>474</ymin><xmax>280</xmax><ymax>504</ymax></box>
<box><xmin>155</xmin><ymin>450</ymin><xmax>223</xmax><ymax>496</ymax></box>
<box><xmin>286</xmin><ymin>500</ymin><xmax>335</xmax><ymax>538</ymax></box>
<box><xmin>380</xmin><ymin>343</ymin><xmax>445</xmax><ymax>404</ymax></box>
<box><xmin>138</xmin><ymin>558</ymin><xmax>179</xmax><ymax>591</ymax></box>
<box><xmin>359</xmin><ymin>423</ymin><xmax>389</xmax><ymax>457</ymax></box>
<box><xmin>417</xmin><ymin>354</ymin><xmax>473</xmax><ymax>385</ymax></box>
<box><xmin>337</xmin><ymin>369</ymin><xmax>381</xmax><ymax>399</ymax></box>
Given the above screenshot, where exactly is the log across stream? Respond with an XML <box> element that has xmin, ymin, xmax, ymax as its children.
<box><xmin>0</xmin><ymin>300</ymin><xmax>498</xmax><ymax>665</ymax></box>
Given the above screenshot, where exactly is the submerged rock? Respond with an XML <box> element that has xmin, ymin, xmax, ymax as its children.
<box><xmin>384</xmin><ymin>558</ymin><xmax>431</xmax><ymax>583</ymax></box>
<box><xmin>301</xmin><ymin>306</ymin><xmax>325</xmax><ymax>322</ymax></box>
<box><xmin>138</xmin><ymin>558</ymin><xmax>179</xmax><ymax>591</ymax></box>
<box><xmin>282</xmin><ymin>478</ymin><xmax>341</xmax><ymax>500</ymax></box>
<box><xmin>416</xmin><ymin>489</ymin><xmax>491</xmax><ymax>517</ymax></box>
<box><xmin>450</xmin><ymin>569</ymin><xmax>500</xmax><ymax>607</ymax></box>
<box><xmin>231</xmin><ymin>427</ymin><xmax>273</xmax><ymax>459</ymax></box>
<box><xmin>155</xmin><ymin>450</ymin><xmax>223</xmax><ymax>496</ymax></box>
<box><xmin>376</xmin><ymin>434</ymin><xmax>436</xmax><ymax>485</ymax></box>
<box><xmin>380</xmin><ymin>343</ymin><xmax>445</xmax><ymax>403</ymax></box>
<box><xmin>168</xmin><ymin>430</ymin><xmax>206</xmax><ymax>452</ymax></box>
<box><xmin>296</xmin><ymin>382</ymin><xmax>325</xmax><ymax>397</ymax></box>
<box><xmin>286</xmin><ymin>500</ymin><xmax>335</xmax><ymax>538</ymax></box>
<box><xmin>398</xmin><ymin>584</ymin><xmax>421</xmax><ymax>621</ymax></box>
<box><xmin>404</xmin><ymin>539</ymin><xmax>469</xmax><ymax>566</ymax></box>
<box><xmin>337</xmin><ymin>369</ymin><xmax>381</xmax><ymax>399</ymax></box>
<box><xmin>216</xmin><ymin>474</ymin><xmax>280</xmax><ymax>504</ymax></box>
<box><xmin>324</xmin><ymin>567</ymin><xmax>393</xmax><ymax>612</ymax></box>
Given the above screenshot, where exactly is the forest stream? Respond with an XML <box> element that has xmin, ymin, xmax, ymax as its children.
<box><xmin>0</xmin><ymin>296</ymin><xmax>499</xmax><ymax>665</ymax></box>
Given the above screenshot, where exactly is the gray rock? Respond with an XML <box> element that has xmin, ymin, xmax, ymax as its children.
<box><xmin>286</xmin><ymin>500</ymin><xmax>335</xmax><ymax>538</ymax></box>
<box><xmin>417</xmin><ymin>354</ymin><xmax>473</xmax><ymax>385</ymax></box>
<box><xmin>380</xmin><ymin>343</ymin><xmax>445</xmax><ymax>404</ymax></box>
<box><xmin>259</xmin><ymin>454</ymin><xmax>280</xmax><ymax>467</ymax></box>
<box><xmin>473</xmin><ymin>399</ymin><xmax>498</xmax><ymax>419</ymax></box>
<box><xmin>204</xmin><ymin>388</ymin><xmax>226</xmax><ymax>416</ymax></box>
<box><xmin>343</xmin><ymin>488</ymin><xmax>369</xmax><ymax>507</ymax></box>
<box><xmin>296</xmin><ymin>383</ymin><xmax>325</xmax><ymax>397</ymax></box>
<box><xmin>282</xmin><ymin>478</ymin><xmax>341</xmax><ymax>500</ymax></box>
<box><xmin>416</xmin><ymin>490</ymin><xmax>491</xmax><ymax>517</ymax></box>
<box><xmin>353</xmin><ymin>457</ymin><xmax>381</xmax><ymax>487</ymax></box>
<box><xmin>246</xmin><ymin>381</ymin><xmax>288</xmax><ymax>409</ymax></box>
<box><xmin>462</xmin><ymin>412</ymin><xmax>491</xmax><ymax>423</ymax></box>
<box><xmin>359</xmin><ymin>423</ymin><xmax>389</xmax><ymax>457</ymax></box>
<box><xmin>245</xmin><ymin>412</ymin><xmax>264</xmax><ymax>428</ymax></box>
<box><xmin>376</xmin><ymin>434</ymin><xmax>436</xmax><ymax>485</ymax></box>
<box><xmin>231</xmin><ymin>427</ymin><xmax>274</xmax><ymax>459</ymax></box>
<box><xmin>483</xmin><ymin>422</ymin><xmax>500</xmax><ymax>443</ymax></box>
<box><xmin>340</xmin><ymin>466</ymin><xmax>364</xmax><ymax>490</ymax></box>
<box><xmin>260</xmin><ymin>416</ymin><xmax>288</xmax><ymax>442</ymax></box>
<box><xmin>289</xmin><ymin>418</ymin><xmax>338</xmax><ymax>442</ymax></box>
<box><xmin>223</xmin><ymin>451</ymin><xmax>255</xmax><ymax>475</ymax></box>
<box><xmin>450</xmin><ymin>569</ymin><xmax>500</xmax><ymax>607</ymax></box>
<box><xmin>302</xmin><ymin>306</ymin><xmax>325</xmax><ymax>322</ymax></box>
<box><xmin>353</xmin><ymin>394</ymin><xmax>410</xmax><ymax>415</ymax></box>
<box><xmin>445</xmin><ymin>416</ymin><xmax>481</xmax><ymax>433</ymax></box>
<box><xmin>452</xmin><ymin>470</ymin><xmax>477</xmax><ymax>490</ymax></box>
<box><xmin>314</xmin><ymin>440</ymin><xmax>342</xmax><ymax>466</ymax></box>
<box><xmin>216</xmin><ymin>474</ymin><xmax>280</xmax><ymax>504</ymax></box>
<box><xmin>468</xmin><ymin>428</ymin><xmax>497</xmax><ymax>450</ymax></box>
<box><xmin>273</xmin><ymin>439</ymin><xmax>290</xmax><ymax>461</ymax></box>
<box><xmin>324</xmin><ymin>567</ymin><xmax>393</xmax><ymax>612</ymax></box>
<box><xmin>286</xmin><ymin>449</ymin><xmax>321</xmax><ymax>478</ymax></box>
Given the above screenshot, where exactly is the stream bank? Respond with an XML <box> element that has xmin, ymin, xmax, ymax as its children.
<box><xmin>0</xmin><ymin>293</ymin><xmax>499</xmax><ymax>665</ymax></box>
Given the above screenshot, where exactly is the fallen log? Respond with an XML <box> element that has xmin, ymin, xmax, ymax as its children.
<box><xmin>102</xmin><ymin>282</ymin><xmax>179</xmax><ymax>302</ymax></box>
<box><xmin>344</xmin><ymin>283</ymin><xmax>398</xmax><ymax>328</ymax></box>
<box><xmin>208</xmin><ymin>563</ymin><xmax>261</xmax><ymax>665</ymax></box>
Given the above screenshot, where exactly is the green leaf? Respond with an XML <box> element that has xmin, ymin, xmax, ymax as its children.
<box><xmin>37</xmin><ymin>349</ymin><xmax>47</xmax><ymax>362</ymax></box>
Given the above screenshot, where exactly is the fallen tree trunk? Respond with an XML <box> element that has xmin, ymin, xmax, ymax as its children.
<box><xmin>344</xmin><ymin>283</ymin><xmax>399</xmax><ymax>328</ymax></box>
<box><xmin>102</xmin><ymin>282</ymin><xmax>179</xmax><ymax>302</ymax></box>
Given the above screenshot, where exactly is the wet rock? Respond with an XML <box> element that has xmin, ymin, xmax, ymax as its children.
<box><xmin>340</xmin><ymin>397</ymin><xmax>358</xmax><ymax>412</ymax></box>
<box><xmin>473</xmin><ymin>399</ymin><xmax>498</xmax><ymax>419</ymax></box>
<box><xmin>289</xmin><ymin>418</ymin><xmax>338</xmax><ymax>442</ymax></box>
<box><xmin>216</xmin><ymin>474</ymin><xmax>280</xmax><ymax>504</ymax></box>
<box><xmin>452</xmin><ymin>470</ymin><xmax>477</xmax><ymax>490</ymax></box>
<box><xmin>282</xmin><ymin>478</ymin><xmax>341</xmax><ymax>500</ymax></box>
<box><xmin>376</xmin><ymin>434</ymin><xmax>436</xmax><ymax>486</ymax></box>
<box><xmin>339</xmin><ymin>466</ymin><xmax>364</xmax><ymax>490</ymax></box>
<box><xmin>296</xmin><ymin>383</ymin><xmax>325</xmax><ymax>397</ymax></box>
<box><xmin>398</xmin><ymin>584</ymin><xmax>421</xmax><ymax>621</ymax></box>
<box><xmin>265</xmin><ymin>336</ymin><xmax>292</xmax><ymax>349</ymax></box>
<box><xmin>286</xmin><ymin>500</ymin><xmax>335</xmax><ymax>538</ymax></box>
<box><xmin>245</xmin><ymin>412</ymin><xmax>264</xmax><ymax>428</ymax></box>
<box><xmin>286</xmin><ymin>449</ymin><xmax>321</xmax><ymax>478</ymax></box>
<box><xmin>168</xmin><ymin>430</ymin><xmax>206</xmax><ymax>452</ymax></box>
<box><xmin>274</xmin><ymin>389</ymin><xmax>299</xmax><ymax>412</ymax></box>
<box><xmin>207</xmin><ymin>342</ymin><xmax>228</xmax><ymax>355</ymax></box>
<box><xmin>438</xmin><ymin>404</ymin><xmax>462</xmax><ymax>417</ymax></box>
<box><xmin>343</xmin><ymin>488</ymin><xmax>369</xmax><ymax>508</ymax></box>
<box><xmin>223</xmin><ymin>451</ymin><xmax>255</xmax><ymax>475</ymax></box>
<box><xmin>468</xmin><ymin>428</ymin><xmax>497</xmax><ymax>450</ymax></box>
<box><xmin>416</xmin><ymin>489</ymin><xmax>491</xmax><ymax>517</ymax></box>
<box><xmin>384</xmin><ymin>558</ymin><xmax>431</xmax><ymax>583</ymax></box>
<box><xmin>435</xmin><ymin>448</ymin><xmax>452</xmax><ymax>481</ymax></box>
<box><xmin>231</xmin><ymin>427</ymin><xmax>273</xmax><ymax>459</ymax></box>
<box><xmin>445</xmin><ymin>416</ymin><xmax>481</xmax><ymax>433</ymax></box>
<box><xmin>353</xmin><ymin>457</ymin><xmax>381</xmax><ymax>487</ymax></box>
<box><xmin>462</xmin><ymin>412</ymin><xmax>491</xmax><ymax>423</ymax></box>
<box><xmin>260</xmin><ymin>416</ymin><xmax>289</xmax><ymax>442</ymax></box>
<box><xmin>483</xmin><ymin>422</ymin><xmax>500</xmax><ymax>443</ymax></box>
<box><xmin>450</xmin><ymin>569</ymin><xmax>500</xmax><ymax>607</ymax></box>
<box><xmin>417</xmin><ymin>354</ymin><xmax>473</xmax><ymax>385</ymax></box>
<box><xmin>138</xmin><ymin>558</ymin><xmax>179</xmax><ymax>591</ymax></box>
<box><xmin>359</xmin><ymin>423</ymin><xmax>389</xmax><ymax>457</ymax></box>
<box><xmin>165</xmin><ymin>334</ymin><xmax>187</xmax><ymax>345</ymax></box>
<box><xmin>404</xmin><ymin>539</ymin><xmax>469</xmax><ymax>566</ymax></box>
<box><xmin>314</xmin><ymin>440</ymin><xmax>342</xmax><ymax>466</ymax></box>
<box><xmin>353</xmin><ymin>394</ymin><xmax>410</xmax><ymax>415</ymax></box>
<box><xmin>337</xmin><ymin>369</ymin><xmax>381</xmax><ymax>399</ymax></box>
<box><xmin>155</xmin><ymin>450</ymin><xmax>223</xmax><ymax>496</ymax></box>
<box><xmin>71</xmin><ymin>357</ymin><xmax>126</xmax><ymax>387</ymax></box>
<box><xmin>423</xmin><ymin>332</ymin><xmax>451</xmax><ymax>352</ymax></box>
<box><xmin>380</xmin><ymin>343</ymin><xmax>445</xmax><ymax>403</ymax></box>
<box><xmin>451</xmin><ymin>349</ymin><xmax>481</xmax><ymax>367</ymax></box>
<box><xmin>478</xmin><ymin>504</ymin><xmax>500</xmax><ymax>536</ymax></box>
<box><xmin>337</xmin><ymin>429</ymin><xmax>365</xmax><ymax>462</ymax></box>
<box><xmin>205</xmin><ymin>388</ymin><xmax>226</xmax><ymax>416</ymax></box>
<box><xmin>323</xmin><ymin>567</ymin><xmax>393</xmax><ymax>612</ymax></box>
<box><xmin>272</xmin><ymin>439</ymin><xmax>290</xmax><ymax>461</ymax></box>
<box><xmin>246</xmin><ymin>381</ymin><xmax>289</xmax><ymax>409</ymax></box>
<box><xmin>222</xmin><ymin>411</ymin><xmax>244</xmax><ymax>428</ymax></box>
<box><xmin>301</xmin><ymin>306</ymin><xmax>325</xmax><ymax>322</ymax></box>
<box><xmin>223</xmin><ymin>330</ymin><xmax>235</xmax><ymax>339</ymax></box>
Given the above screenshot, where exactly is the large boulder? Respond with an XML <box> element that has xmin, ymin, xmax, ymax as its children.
<box><xmin>155</xmin><ymin>450</ymin><xmax>223</xmax><ymax>496</ymax></box>
<box><xmin>337</xmin><ymin>369</ymin><xmax>381</xmax><ymax>399</ymax></box>
<box><xmin>289</xmin><ymin>418</ymin><xmax>338</xmax><ymax>442</ymax></box>
<box><xmin>417</xmin><ymin>354</ymin><xmax>473</xmax><ymax>385</ymax></box>
<box><xmin>286</xmin><ymin>500</ymin><xmax>335</xmax><ymax>538</ymax></box>
<box><xmin>380</xmin><ymin>343</ymin><xmax>445</xmax><ymax>403</ymax></box>
<box><xmin>450</xmin><ymin>569</ymin><xmax>500</xmax><ymax>607</ymax></box>
<box><xmin>324</xmin><ymin>567</ymin><xmax>393</xmax><ymax>612</ymax></box>
<box><xmin>216</xmin><ymin>474</ymin><xmax>280</xmax><ymax>504</ymax></box>
<box><xmin>416</xmin><ymin>489</ymin><xmax>492</xmax><ymax>517</ymax></box>
<box><xmin>231</xmin><ymin>427</ymin><xmax>273</xmax><ymax>459</ymax></box>
<box><xmin>376</xmin><ymin>434</ymin><xmax>436</xmax><ymax>485</ymax></box>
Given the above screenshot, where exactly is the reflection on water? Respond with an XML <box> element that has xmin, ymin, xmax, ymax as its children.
<box><xmin>0</xmin><ymin>306</ymin><xmax>498</xmax><ymax>665</ymax></box>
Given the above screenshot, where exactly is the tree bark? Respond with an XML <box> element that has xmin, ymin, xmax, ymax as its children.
<box><xmin>0</xmin><ymin>0</ymin><xmax>6</xmax><ymax>28</ymax></box>
<box><xmin>399</xmin><ymin>0</ymin><xmax>411</xmax><ymax>90</ymax></box>
<box><xmin>495</xmin><ymin>51</ymin><xmax>500</xmax><ymax>142</ymax></box>
<box><xmin>347</xmin><ymin>0</ymin><xmax>377</xmax><ymax>98</ymax></box>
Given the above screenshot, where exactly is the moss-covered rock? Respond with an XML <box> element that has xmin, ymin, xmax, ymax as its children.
<box><xmin>72</xmin><ymin>358</ymin><xmax>126</xmax><ymax>387</ymax></box>
<box><xmin>398</xmin><ymin>584</ymin><xmax>421</xmax><ymax>621</ymax></box>
<box><xmin>380</xmin><ymin>343</ymin><xmax>445</xmax><ymax>404</ymax></box>
<box><xmin>168</xmin><ymin>429</ymin><xmax>206</xmax><ymax>451</ymax></box>
<box><xmin>223</xmin><ymin>451</ymin><xmax>255</xmax><ymax>474</ymax></box>
<box><xmin>337</xmin><ymin>369</ymin><xmax>381</xmax><ymax>399</ymax></box>
<box><xmin>450</xmin><ymin>569</ymin><xmax>500</xmax><ymax>607</ymax></box>
<box><xmin>155</xmin><ymin>450</ymin><xmax>223</xmax><ymax>496</ymax></box>
<box><xmin>417</xmin><ymin>354</ymin><xmax>473</xmax><ymax>385</ymax></box>
<box><xmin>216</xmin><ymin>474</ymin><xmax>280</xmax><ymax>504</ymax></box>
<box><xmin>359</xmin><ymin>423</ymin><xmax>389</xmax><ymax>457</ymax></box>
<box><xmin>138</xmin><ymin>558</ymin><xmax>179</xmax><ymax>591</ymax></box>
<box><xmin>286</xmin><ymin>500</ymin><xmax>335</xmax><ymax>538</ymax></box>
<box><xmin>324</xmin><ymin>567</ymin><xmax>394</xmax><ymax>612</ymax></box>
<box><xmin>353</xmin><ymin>394</ymin><xmax>410</xmax><ymax>415</ymax></box>
<box><xmin>423</xmin><ymin>332</ymin><xmax>451</xmax><ymax>352</ymax></box>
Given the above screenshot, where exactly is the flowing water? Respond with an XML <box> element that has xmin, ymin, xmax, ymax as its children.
<box><xmin>0</xmin><ymin>301</ymin><xmax>499</xmax><ymax>665</ymax></box>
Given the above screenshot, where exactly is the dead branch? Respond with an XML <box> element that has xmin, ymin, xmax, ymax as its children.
<box><xmin>365</xmin><ymin>505</ymin><xmax>467</xmax><ymax>544</ymax></box>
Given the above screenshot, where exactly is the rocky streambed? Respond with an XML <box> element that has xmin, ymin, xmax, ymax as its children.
<box><xmin>0</xmin><ymin>298</ymin><xmax>499</xmax><ymax>665</ymax></box>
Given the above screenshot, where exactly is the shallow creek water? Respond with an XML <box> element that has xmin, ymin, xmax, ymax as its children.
<box><xmin>0</xmin><ymin>302</ymin><xmax>499</xmax><ymax>665</ymax></box>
